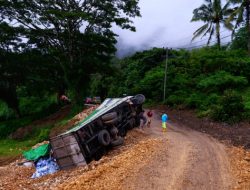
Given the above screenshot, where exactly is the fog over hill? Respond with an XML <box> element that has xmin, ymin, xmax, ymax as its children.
<box><xmin>114</xmin><ymin>0</ymin><xmax>230</xmax><ymax>58</ymax></box>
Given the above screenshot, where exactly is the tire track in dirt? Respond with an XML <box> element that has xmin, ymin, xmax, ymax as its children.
<box><xmin>123</xmin><ymin>110</ymin><xmax>234</xmax><ymax>190</ymax></box>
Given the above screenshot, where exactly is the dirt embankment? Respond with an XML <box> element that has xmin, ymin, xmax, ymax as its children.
<box><xmin>49</xmin><ymin>105</ymin><xmax>98</xmax><ymax>137</ymax></box>
<box><xmin>0</xmin><ymin>129</ymin><xmax>161</xmax><ymax>190</ymax></box>
<box><xmin>10</xmin><ymin>105</ymin><xmax>72</xmax><ymax>140</ymax></box>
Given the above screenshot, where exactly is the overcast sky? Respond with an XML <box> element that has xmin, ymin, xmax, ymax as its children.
<box><xmin>114</xmin><ymin>0</ymin><xmax>229</xmax><ymax>57</ymax></box>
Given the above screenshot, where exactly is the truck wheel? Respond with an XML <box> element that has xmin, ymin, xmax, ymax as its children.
<box><xmin>111</xmin><ymin>137</ymin><xmax>124</xmax><ymax>147</ymax></box>
<box><xmin>119</xmin><ymin>127</ymin><xmax>127</xmax><ymax>137</ymax></box>
<box><xmin>104</xmin><ymin>117</ymin><xmax>118</xmax><ymax>125</ymax></box>
<box><xmin>131</xmin><ymin>94</ymin><xmax>145</xmax><ymax>105</ymax></box>
<box><xmin>98</xmin><ymin>130</ymin><xmax>111</xmax><ymax>146</ymax></box>
<box><xmin>127</xmin><ymin>118</ymin><xmax>136</xmax><ymax>129</ymax></box>
<box><xmin>102</xmin><ymin>112</ymin><xmax>117</xmax><ymax>121</ymax></box>
<box><xmin>110</xmin><ymin>126</ymin><xmax>118</xmax><ymax>136</ymax></box>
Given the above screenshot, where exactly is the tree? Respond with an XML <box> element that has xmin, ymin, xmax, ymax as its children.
<box><xmin>228</xmin><ymin>0</ymin><xmax>250</xmax><ymax>54</ymax></box>
<box><xmin>230</xmin><ymin>26</ymin><xmax>248</xmax><ymax>50</ymax></box>
<box><xmin>0</xmin><ymin>0</ymin><xmax>141</xmax><ymax>100</ymax></box>
<box><xmin>0</xmin><ymin>22</ymin><xmax>26</xmax><ymax>117</ymax></box>
<box><xmin>191</xmin><ymin>0</ymin><xmax>233</xmax><ymax>47</ymax></box>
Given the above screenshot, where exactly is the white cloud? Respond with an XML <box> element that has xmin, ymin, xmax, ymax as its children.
<box><xmin>114</xmin><ymin>0</ymin><xmax>231</xmax><ymax>56</ymax></box>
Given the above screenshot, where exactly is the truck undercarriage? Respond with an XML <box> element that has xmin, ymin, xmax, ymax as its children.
<box><xmin>50</xmin><ymin>95</ymin><xmax>145</xmax><ymax>169</ymax></box>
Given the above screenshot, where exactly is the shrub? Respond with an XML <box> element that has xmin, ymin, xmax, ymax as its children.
<box><xmin>198</xmin><ymin>71</ymin><xmax>248</xmax><ymax>93</ymax></box>
<box><xmin>0</xmin><ymin>101</ymin><xmax>15</xmax><ymax>121</ymax></box>
<box><xmin>211</xmin><ymin>90</ymin><xmax>245</xmax><ymax>123</ymax></box>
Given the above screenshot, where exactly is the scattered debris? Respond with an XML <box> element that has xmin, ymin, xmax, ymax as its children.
<box><xmin>31</xmin><ymin>157</ymin><xmax>59</xmax><ymax>179</ymax></box>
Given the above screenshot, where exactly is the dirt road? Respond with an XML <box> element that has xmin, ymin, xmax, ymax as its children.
<box><xmin>124</xmin><ymin>111</ymin><xmax>234</xmax><ymax>190</ymax></box>
<box><xmin>0</xmin><ymin>110</ymin><xmax>239</xmax><ymax>190</ymax></box>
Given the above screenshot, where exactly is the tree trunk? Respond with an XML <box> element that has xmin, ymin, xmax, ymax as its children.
<box><xmin>246</xmin><ymin>1</ymin><xmax>250</xmax><ymax>55</ymax></box>
<box><xmin>0</xmin><ymin>84</ymin><xmax>21</xmax><ymax>118</ymax></box>
<box><xmin>216</xmin><ymin>22</ymin><xmax>221</xmax><ymax>48</ymax></box>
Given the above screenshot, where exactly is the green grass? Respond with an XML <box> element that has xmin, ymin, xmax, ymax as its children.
<box><xmin>0</xmin><ymin>139</ymin><xmax>38</xmax><ymax>156</ymax></box>
<box><xmin>0</xmin><ymin>125</ymin><xmax>53</xmax><ymax>156</ymax></box>
<box><xmin>0</xmin><ymin>104</ymin><xmax>84</xmax><ymax>157</ymax></box>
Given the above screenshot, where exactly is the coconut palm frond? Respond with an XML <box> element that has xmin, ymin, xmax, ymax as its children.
<box><xmin>202</xmin><ymin>22</ymin><xmax>214</xmax><ymax>39</ymax></box>
<box><xmin>207</xmin><ymin>26</ymin><xmax>215</xmax><ymax>45</ymax></box>
<box><xmin>192</xmin><ymin>23</ymin><xmax>209</xmax><ymax>41</ymax></box>
<box><xmin>223</xmin><ymin>20</ymin><xmax>234</xmax><ymax>31</ymax></box>
<box><xmin>191</xmin><ymin>0</ymin><xmax>233</xmax><ymax>47</ymax></box>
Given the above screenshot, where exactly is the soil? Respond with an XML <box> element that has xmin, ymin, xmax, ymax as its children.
<box><xmin>123</xmin><ymin>112</ymin><xmax>234</xmax><ymax>190</ymax></box>
<box><xmin>10</xmin><ymin>105</ymin><xmax>72</xmax><ymax>140</ymax></box>
<box><xmin>158</xmin><ymin>107</ymin><xmax>250</xmax><ymax>150</ymax></box>
<box><xmin>0</xmin><ymin>109</ymin><xmax>249</xmax><ymax>189</ymax></box>
<box><xmin>49</xmin><ymin>105</ymin><xmax>98</xmax><ymax>137</ymax></box>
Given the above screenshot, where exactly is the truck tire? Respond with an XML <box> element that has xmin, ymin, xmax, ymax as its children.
<box><xmin>119</xmin><ymin>127</ymin><xmax>127</xmax><ymax>137</ymax></box>
<box><xmin>111</xmin><ymin>137</ymin><xmax>124</xmax><ymax>147</ymax></box>
<box><xmin>110</xmin><ymin>126</ymin><xmax>118</xmax><ymax>136</ymax></box>
<box><xmin>102</xmin><ymin>112</ymin><xmax>117</xmax><ymax>121</ymax></box>
<box><xmin>98</xmin><ymin>130</ymin><xmax>111</xmax><ymax>146</ymax></box>
<box><xmin>131</xmin><ymin>94</ymin><xmax>145</xmax><ymax>105</ymax></box>
<box><xmin>104</xmin><ymin>117</ymin><xmax>118</xmax><ymax>125</ymax></box>
<box><xmin>127</xmin><ymin>118</ymin><xmax>136</xmax><ymax>129</ymax></box>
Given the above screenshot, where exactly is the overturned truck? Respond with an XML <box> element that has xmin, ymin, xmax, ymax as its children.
<box><xmin>50</xmin><ymin>95</ymin><xmax>145</xmax><ymax>169</ymax></box>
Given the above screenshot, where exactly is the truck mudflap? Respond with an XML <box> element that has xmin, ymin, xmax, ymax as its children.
<box><xmin>50</xmin><ymin>133</ymin><xmax>86</xmax><ymax>170</ymax></box>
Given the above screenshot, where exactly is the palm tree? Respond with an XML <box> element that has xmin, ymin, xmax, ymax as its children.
<box><xmin>227</xmin><ymin>0</ymin><xmax>250</xmax><ymax>54</ymax></box>
<box><xmin>191</xmin><ymin>0</ymin><xmax>233</xmax><ymax>47</ymax></box>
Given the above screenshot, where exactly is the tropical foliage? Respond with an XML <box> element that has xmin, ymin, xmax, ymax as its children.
<box><xmin>93</xmin><ymin>47</ymin><xmax>250</xmax><ymax>123</ymax></box>
<box><xmin>191</xmin><ymin>0</ymin><xmax>233</xmax><ymax>47</ymax></box>
<box><xmin>227</xmin><ymin>0</ymin><xmax>250</xmax><ymax>53</ymax></box>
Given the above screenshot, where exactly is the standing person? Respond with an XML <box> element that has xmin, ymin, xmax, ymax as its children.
<box><xmin>146</xmin><ymin>110</ymin><xmax>153</xmax><ymax>128</ymax></box>
<box><xmin>139</xmin><ymin>110</ymin><xmax>147</xmax><ymax>130</ymax></box>
<box><xmin>161</xmin><ymin>113</ymin><xmax>168</xmax><ymax>132</ymax></box>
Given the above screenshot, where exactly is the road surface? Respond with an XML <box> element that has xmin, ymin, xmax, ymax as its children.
<box><xmin>123</xmin><ymin>110</ymin><xmax>234</xmax><ymax>190</ymax></box>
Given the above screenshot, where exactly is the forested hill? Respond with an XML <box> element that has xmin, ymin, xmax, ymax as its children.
<box><xmin>1</xmin><ymin>0</ymin><xmax>250</xmax><ymax>141</ymax></box>
<box><xmin>93</xmin><ymin>47</ymin><xmax>250</xmax><ymax>124</ymax></box>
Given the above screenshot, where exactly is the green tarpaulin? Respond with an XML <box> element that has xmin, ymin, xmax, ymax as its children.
<box><xmin>23</xmin><ymin>144</ymin><xmax>50</xmax><ymax>161</ymax></box>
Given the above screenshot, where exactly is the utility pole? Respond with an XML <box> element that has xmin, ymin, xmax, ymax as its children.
<box><xmin>163</xmin><ymin>48</ymin><xmax>168</xmax><ymax>102</ymax></box>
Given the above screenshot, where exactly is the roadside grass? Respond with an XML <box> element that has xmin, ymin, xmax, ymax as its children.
<box><xmin>0</xmin><ymin>124</ymin><xmax>53</xmax><ymax>156</ymax></box>
<box><xmin>0</xmin><ymin>104</ymin><xmax>84</xmax><ymax>157</ymax></box>
<box><xmin>0</xmin><ymin>139</ymin><xmax>38</xmax><ymax>156</ymax></box>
